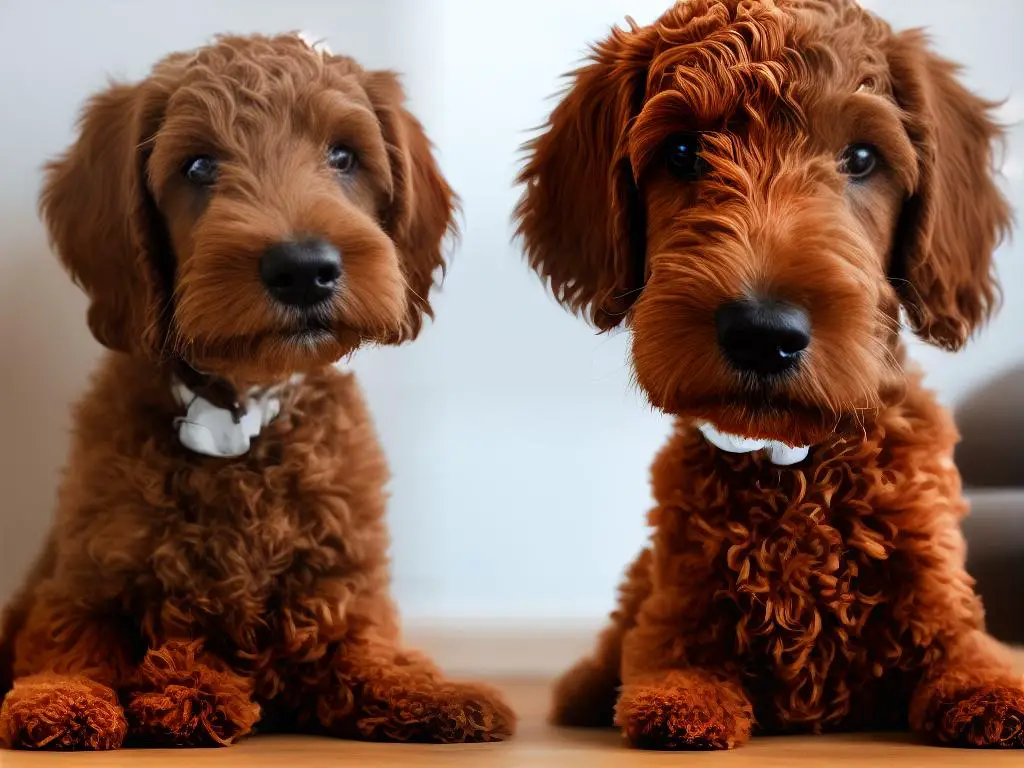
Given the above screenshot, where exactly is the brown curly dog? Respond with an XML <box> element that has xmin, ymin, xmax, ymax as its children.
<box><xmin>516</xmin><ymin>0</ymin><xmax>1021</xmax><ymax>751</ymax></box>
<box><xmin>0</xmin><ymin>33</ymin><xmax>514</xmax><ymax>750</ymax></box>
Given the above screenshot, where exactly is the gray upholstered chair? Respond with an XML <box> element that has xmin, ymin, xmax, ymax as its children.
<box><xmin>956</xmin><ymin>364</ymin><xmax>1024</xmax><ymax>644</ymax></box>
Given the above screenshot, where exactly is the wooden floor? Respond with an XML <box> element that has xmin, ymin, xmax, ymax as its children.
<box><xmin>4</xmin><ymin>668</ymin><xmax>1024</xmax><ymax>768</ymax></box>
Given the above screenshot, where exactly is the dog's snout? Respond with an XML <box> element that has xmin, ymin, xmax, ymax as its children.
<box><xmin>716</xmin><ymin>299</ymin><xmax>811</xmax><ymax>376</ymax></box>
<box><xmin>260</xmin><ymin>239</ymin><xmax>342</xmax><ymax>308</ymax></box>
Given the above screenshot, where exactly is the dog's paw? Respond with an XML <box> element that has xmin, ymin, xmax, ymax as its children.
<box><xmin>352</xmin><ymin>679</ymin><xmax>516</xmax><ymax>743</ymax></box>
<box><xmin>0</xmin><ymin>676</ymin><xmax>127</xmax><ymax>750</ymax></box>
<box><xmin>124</xmin><ymin>642</ymin><xmax>259</xmax><ymax>747</ymax></box>
<box><xmin>125</xmin><ymin>685</ymin><xmax>259</xmax><ymax>747</ymax></box>
<box><xmin>915</xmin><ymin>684</ymin><xmax>1024</xmax><ymax>748</ymax></box>
<box><xmin>616</xmin><ymin>672</ymin><xmax>753</xmax><ymax>750</ymax></box>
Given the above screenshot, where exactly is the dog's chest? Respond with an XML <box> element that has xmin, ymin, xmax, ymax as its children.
<box><xmin>674</xmin><ymin>461</ymin><xmax>925</xmax><ymax>728</ymax></box>
<box><xmin>729</xmin><ymin>507</ymin><xmax>896</xmax><ymax>648</ymax></box>
<box><xmin>724</xmin><ymin>494</ymin><xmax>893</xmax><ymax>638</ymax></box>
<box><xmin>659</xmin><ymin>450</ymin><xmax>933</xmax><ymax>733</ymax></box>
<box><xmin>139</xmin><ymin>412</ymin><xmax>386</xmax><ymax>651</ymax></box>
<box><xmin>150</xmin><ymin>462</ymin><xmax>347</xmax><ymax>614</ymax></box>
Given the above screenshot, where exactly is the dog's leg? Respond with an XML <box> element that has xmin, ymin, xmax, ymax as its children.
<box><xmin>615</xmin><ymin>668</ymin><xmax>753</xmax><ymax>750</ymax></box>
<box><xmin>0</xmin><ymin>586</ymin><xmax>133</xmax><ymax>750</ymax></box>
<box><xmin>123</xmin><ymin>640</ymin><xmax>260</xmax><ymax>747</ymax></box>
<box><xmin>614</xmin><ymin>594</ymin><xmax>754</xmax><ymax>750</ymax></box>
<box><xmin>551</xmin><ymin>624</ymin><xmax>624</xmax><ymax>728</ymax></box>
<box><xmin>312</xmin><ymin>636</ymin><xmax>515</xmax><ymax>743</ymax></box>
<box><xmin>910</xmin><ymin>630</ymin><xmax>1024</xmax><ymax>748</ymax></box>
<box><xmin>552</xmin><ymin>547</ymin><xmax>653</xmax><ymax>727</ymax></box>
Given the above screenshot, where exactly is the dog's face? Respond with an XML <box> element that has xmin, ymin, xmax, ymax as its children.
<box><xmin>516</xmin><ymin>0</ymin><xmax>1010</xmax><ymax>444</ymax></box>
<box><xmin>42</xmin><ymin>34</ymin><xmax>455</xmax><ymax>380</ymax></box>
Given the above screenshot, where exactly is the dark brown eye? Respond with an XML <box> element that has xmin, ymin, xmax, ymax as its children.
<box><xmin>666</xmin><ymin>133</ymin><xmax>705</xmax><ymax>181</ymax></box>
<box><xmin>183</xmin><ymin>156</ymin><xmax>218</xmax><ymax>186</ymax></box>
<box><xmin>839</xmin><ymin>143</ymin><xmax>879</xmax><ymax>180</ymax></box>
<box><xmin>327</xmin><ymin>144</ymin><xmax>357</xmax><ymax>173</ymax></box>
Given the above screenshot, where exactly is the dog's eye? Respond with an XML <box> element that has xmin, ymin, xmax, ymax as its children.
<box><xmin>839</xmin><ymin>144</ymin><xmax>879</xmax><ymax>180</ymax></box>
<box><xmin>666</xmin><ymin>133</ymin><xmax>705</xmax><ymax>181</ymax></box>
<box><xmin>327</xmin><ymin>144</ymin><xmax>357</xmax><ymax>174</ymax></box>
<box><xmin>183</xmin><ymin>156</ymin><xmax>218</xmax><ymax>186</ymax></box>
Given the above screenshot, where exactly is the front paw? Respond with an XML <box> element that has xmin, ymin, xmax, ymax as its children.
<box><xmin>124</xmin><ymin>642</ymin><xmax>259</xmax><ymax>747</ymax></box>
<box><xmin>354</xmin><ymin>680</ymin><xmax>516</xmax><ymax>743</ymax></box>
<box><xmin>914</xmin><ymin>683</ymin><xmax>1024</xmax><ymax>748</ymax></box>
<box><xmin>616</xmin><ymin>671</ymin><xmax>753</xmax><ymax>750</ymax></box>
<box><xmin>0</xmin><ymin>676</ymin><xmax>127</xmax><ymax>750</ymax></box>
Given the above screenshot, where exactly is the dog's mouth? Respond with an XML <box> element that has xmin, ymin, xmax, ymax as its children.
<box><xmin>681</xmin><ymin>393</ymin><xmax>839</xmax><ymax>448</ymax></box>
<box><xmin>275</xmin><ymin>313</ymin><xmax>367</xmax><ymax>361</ymax></box>
<box><xmin>284</xmin><ymin>314</ymin><xmax>336</xmax><ymax>343</ymax></box>
<box><xmin>172</xmin><ymin>309</ymin><xmax>364</xmax><ymax>379</ymax></box>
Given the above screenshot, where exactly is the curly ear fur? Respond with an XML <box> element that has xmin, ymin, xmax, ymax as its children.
<box><xmin>887</xmin><ymin>29</ymin><xmax>1012</xmax><ymax>350</ymax></box>
<box><xmin>40</xmin><ymin>80</ymin><xmax>173</xmax><ymax>358</ymax></box>
<box><xmin>514</xmin><ymin>22</ymin><xmax>654</xmax><ymax>331</ymax></box>
<box><xmin>362</xmin><ymin>70</ymin><xmax>457</xmax><ymax>343</ymax></box>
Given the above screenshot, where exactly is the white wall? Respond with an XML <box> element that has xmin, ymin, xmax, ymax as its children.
<box><xmin>1</xmin><ymin>1</ymin><xmax>1021</xmax><ymax>632</ymax></box>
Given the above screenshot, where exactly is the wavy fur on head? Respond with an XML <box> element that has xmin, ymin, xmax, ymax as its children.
<box><xmin>39</xmin><ymin>34</ymin><xmax>455</xmax><ymax>378</ymax></box>
<box><xmin>0</xmin><ymin>34</ymin><xmax>514</xmax><ymax>750</ymax></box>
<box><xmin>516</xmin><ymin>0</ymin><xmax>1020</xmax><ymax>750</ymax></box>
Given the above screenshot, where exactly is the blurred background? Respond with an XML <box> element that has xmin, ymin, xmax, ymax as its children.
<box><xmin>0</xmin><ymin>0</ymin><xmax>1021</xmax><ymax>675</ymax></box>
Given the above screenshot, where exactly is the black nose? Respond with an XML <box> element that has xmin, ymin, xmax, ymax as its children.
<box><xmin>715</xmin><ymin>299</ymin><xmax>811</xmax><ymax>376</ymax></box>
<box><xmin>259</xmin><ymin>239</ymin><xmax>341</xmax><ymax>308</ymax></box>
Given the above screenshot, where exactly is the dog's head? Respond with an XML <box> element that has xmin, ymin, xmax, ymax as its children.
<box><xmin>516</xmin><ymin>0</ymin><xmax>1010</xmax><ymax>445</ymax></box>
<box><xmin>42</xmin><ymin>34</ymin><xmax>455</xmax><ymax>380</ymax></box>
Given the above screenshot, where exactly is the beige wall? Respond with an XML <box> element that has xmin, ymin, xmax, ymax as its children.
<box><xmin>1</xmin><ymin>0</ymin><xmax>1021</xmax><ymax>624</ymax></box>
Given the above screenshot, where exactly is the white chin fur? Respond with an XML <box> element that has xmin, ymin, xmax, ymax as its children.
<box><xmin>698</xmin><ymin>423</ymin><xmax>810</xmax><ymax>467</ymax></box>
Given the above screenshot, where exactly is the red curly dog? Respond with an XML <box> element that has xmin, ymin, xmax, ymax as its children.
<box><xmin>0</xmin><ymin>34</ymin><xmax>513</xmax><ymax>750</ymax></box>
<box><xmin>516</xmin><ymin>0</ymin><xmax>1022</xmax><ymax>750</ymax></box>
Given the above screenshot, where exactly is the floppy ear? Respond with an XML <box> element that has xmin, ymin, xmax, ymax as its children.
<box><xmin>40</xmin><ymin>80</ymin><xmax>172</xmax><ymax>357</ymax></box>
<box><xmin>887</xmin><ymin>29</ymin><xmax>1012</xmax><ymax>351</ymax></box>
<box><xmin>514</xmin><ymin>23</ymin><xmax>654</xmax><ymax>331</ymax></box>
<box><xmin>362</xmin><ymin>70</ymin><xmax>457</xmax><ymax>343</ymax></box>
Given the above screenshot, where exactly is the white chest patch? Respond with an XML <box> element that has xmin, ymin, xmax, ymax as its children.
<box><xmin>172</xmin><ymin>376</ymin><xmax>302</xmax><ymax>458</ymax></box>
<box><xmin>698</xmin><ymin>422</ymin><xmax>810</xmax><ymax>467</ymax></box>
